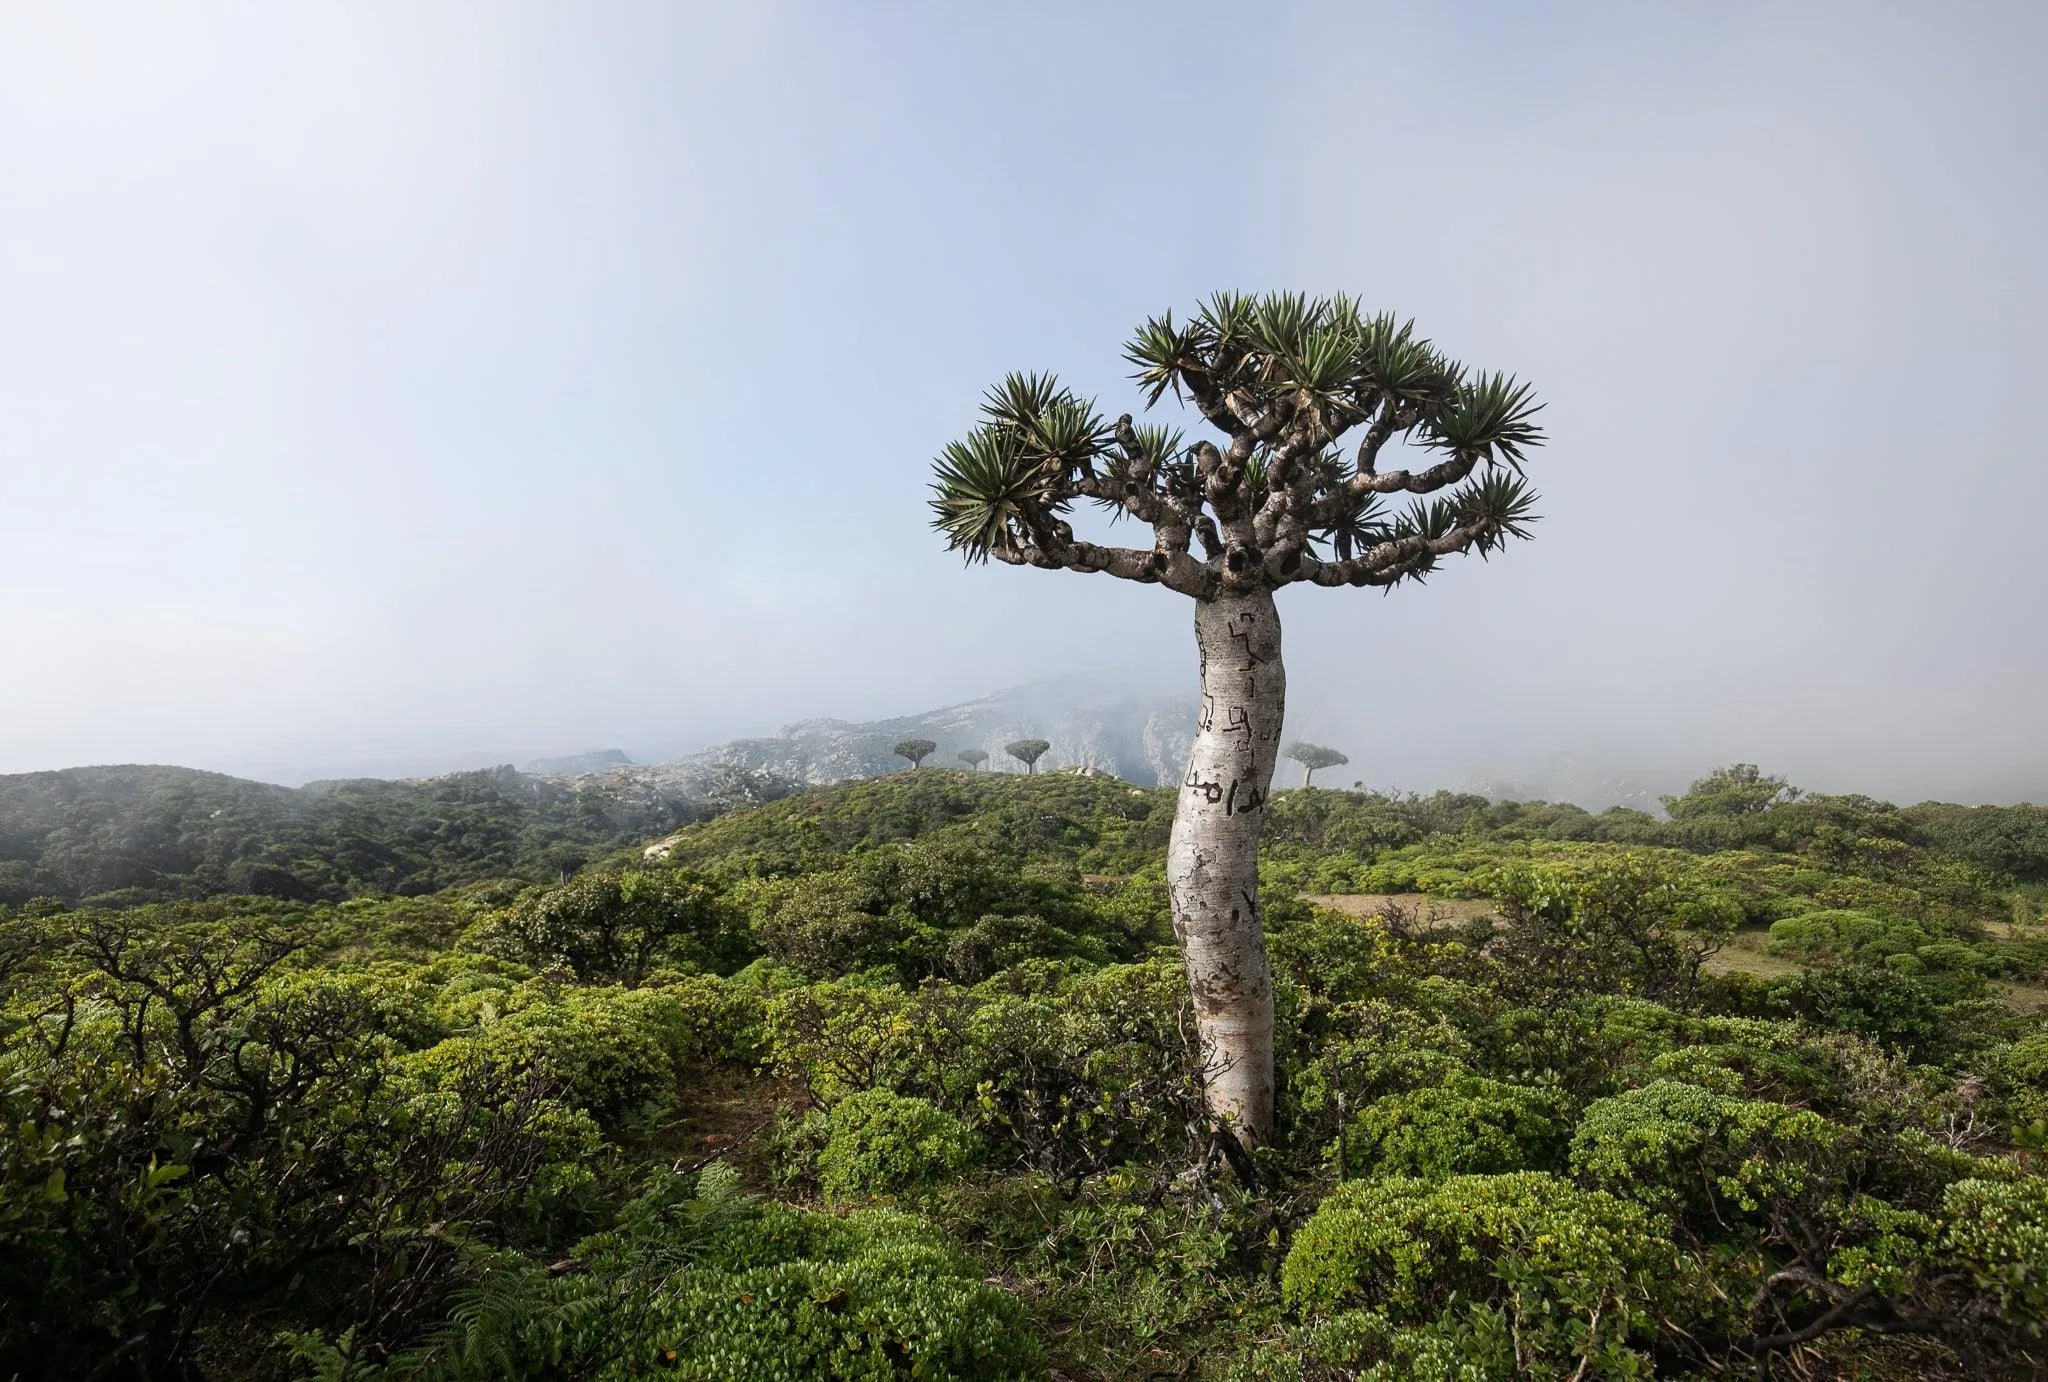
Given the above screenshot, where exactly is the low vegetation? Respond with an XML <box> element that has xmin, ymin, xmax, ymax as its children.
<box><xmin>4</xmin><ymin>767</ymin><xmax>2046</xmax><ymax>1379</ymax></box>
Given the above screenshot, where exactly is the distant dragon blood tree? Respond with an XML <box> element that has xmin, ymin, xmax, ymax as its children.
<box><xmin>1283</xmin><ymin>741</ymin><xmax>1350</xmax><ymax>788</ymax></box>
<box><xmin>1004</xmin><ymin>739</ymin><xmax>1050</xmax><ymax>774</ymax></box>
<box><xmin>958</xmin><ymin>748</ymin><xmax>989</xmax><ymax>770</ymax></box>
<box><xmin>930</xmin><ymin>294</ymin><xmax>1544</xmax><ymax>1146</ymax></box>
<box><xmin>894</xmin><ymin>739</ymin><xmax>937</xmax><ymax>770</ymax></box>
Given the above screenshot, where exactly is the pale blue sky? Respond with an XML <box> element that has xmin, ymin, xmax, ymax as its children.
<box><xmin>3</xmin><ymin>2</ymin><xmax>2044</xmax><ymax>800</ymax></box>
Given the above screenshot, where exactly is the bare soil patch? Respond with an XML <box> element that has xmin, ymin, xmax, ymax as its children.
<box><xmin>1992</xmin><ymin>980</ymin><xmax>2048</xmax><ymax>1014</ymax></box>
<box><xmin>1699</xmin><ymin>936</ymin><xmax>1803</xmax><ymax>981</ymax></box>
<box><xmin>1303</xmin><ymin>893</ymin><xmax>1499</xmax><ymax>928</ymax></box>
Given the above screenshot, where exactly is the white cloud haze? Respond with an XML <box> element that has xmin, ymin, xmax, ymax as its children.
<box><xmin>2</xmin><ymin>2</ymin><xmax>2043</xmax><ymax>801</ymax></box>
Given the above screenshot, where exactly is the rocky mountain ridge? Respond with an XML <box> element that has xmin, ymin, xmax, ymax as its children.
<box><xmin>543</xmin><ymin>675</ymin><xmax>1200</xmax><ymax>794</ymax></box>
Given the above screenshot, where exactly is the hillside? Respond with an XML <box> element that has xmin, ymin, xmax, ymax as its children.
<box><xmin>5</xmin><ymin>766</ymin><xmax>2048</xmax><ymax>1378</ymax></box>
<box><xmin>8</xmin><ymin>767</ymin><xmax>2048</xmax><ymax>1377</ymax></box>
<box><xmin>0</xmin><ymin>761</ymin><xmax>788</xmax><ymax>905</ymax></box>
<box><xmin>9</xmin><ymin>756</ymin><xmax>2045</xmax><ymax>913</ymax></box>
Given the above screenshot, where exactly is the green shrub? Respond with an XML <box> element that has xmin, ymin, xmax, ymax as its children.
<box><xmin>1281</xmin><ymin>1173</ymin><xmax>1675</xmax><ymax>1378</ymax></box>
<box><xmin>405</xmin><ymin>985</ymin><xmax>696</xmax><ymax>1133</ymax></box>
<box><xmin>1941</xmin><ymin>1176</ymin><xmax>2048</xmax><ymax>1324</ymax></box>
<box><xmin>818</xmin><ymin>1089</ymin><xmax>979</xmax><ymax>1204</ymax></box>
<box><xmin>625</xmin><ymin>1240</ymin><xmax>1035</xmax><ymax>1380</ymax></box>
<box><xmin>1470</xmin><ymin>853</ymin><xmax>1734</xmax><ymax>1006</ymax></box>
<box><xmin>1345</xmin><ymin>1075</ymin><xmax>1561</xmax><ymax>1178</ymax></box>
<box><xmin>1569</xmin><ymin>1079</ymin><xmax>1846</xmax><ymax>1224</ymax></box>
<box><xmin>768</xmin><ymin>959</ymin><xmax>1207</xmax><ymax>1186</ymax></box>
<box><xmin>1983</xmin><ymin>1030</ymin><xmax>2048</xmax><ymax>1151</ymax></box>
<box><xmin>502</xmin><ymin>868</ymin><xmax>748</xmax><ymax>984</ymax></box>
<box><xmin>1766</xmin><ymin>964</ymin><xmax>1942</xmax><ymax>1050</ymax></box>
<box><xmin>1765</xmin><ymin>908</ymin><xmax>1895</xmax><ymax>961</ymax></box>
<box><xmin>382</xmin><ymin>1171</ymin><xmax>1044</xmax><ymax>1382</ymax></box>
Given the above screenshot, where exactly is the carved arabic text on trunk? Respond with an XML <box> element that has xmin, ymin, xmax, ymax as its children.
<box><xmin>1167</xmin><ymin>588</ymin><xmax>1285</xmax><ymax>1147</ymax></box>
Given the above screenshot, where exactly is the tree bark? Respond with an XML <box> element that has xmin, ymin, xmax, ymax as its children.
<box><xmin>1167</xmin><ymin>587</ymin><xmax>1284</xmax><ymax>1146</ymax></box>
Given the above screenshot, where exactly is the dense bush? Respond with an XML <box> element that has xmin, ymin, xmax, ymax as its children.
<box><xmin>816</xmin><ymin>1089</ymin><xmax>980</xmax><ymax>1204</ymax></box>
<box><xmin>1344</xmin><ymin>1075</ymin><xmax>1562</xmax><ymax>1178</ymax></box>
<box><xmin>300</xmin><ymin>1166</ymin><xmax>1044</xmax><ymax>1381</ymax></box>
<box><xmin>1281</xmin><ymin>1173</ymin><xmax>1679</xmax><ymax>1378</ymax></box>
<box><xmin>499</xmin><ymin>867</ymin><xmax>747</xmax><ymax>983</ymax></box>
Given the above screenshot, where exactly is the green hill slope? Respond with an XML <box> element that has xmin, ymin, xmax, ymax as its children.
<box><xmin>0</xmin><ymin>763</ymin><xmax>704</xmax><ymax>905</ymax></box>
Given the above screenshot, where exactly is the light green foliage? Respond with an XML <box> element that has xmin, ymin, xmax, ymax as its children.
<box><xmin>1941</xmin><ymin>1177</ymin><xmax>2048</xmax><ymax>1324</ymax></box>
<box><xmin>818</xmin><ymin>1089</ymin><xmax>979</xmax><ymax>1203</ymax></box>
<box><xmin>1347</xmin><ymin>1075</ymin><xmax>1561</xmax><ymax>1178</ymax></box>
<box><xmin>1281</xmin><ymin>1174</ymin><xmax>1676</xmax><ymax>1378</ymax></box>
<box><xmin>404</xmin><ymin>983</ymin><xmax>699</xmax><ymax>1132</ymax></box>
<box><xmin>1570</xmin><ymin>1079</ymin><xmax>1846</xmax><ymax>1220</ymax></box>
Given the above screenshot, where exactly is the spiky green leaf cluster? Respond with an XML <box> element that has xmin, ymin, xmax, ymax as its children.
<box><xmin>928</xmin><ymin>373</ymin><xmax>1113</xmax><ymax>560</ymax></box>
<box><xmin>1124</xmin><ymin>293</ymin><xmax>1543</xmax><ymax>465</ymax></box>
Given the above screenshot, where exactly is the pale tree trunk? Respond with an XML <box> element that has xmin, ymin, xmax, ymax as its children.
<box><xmin>1166</xmin><ymin>588</ymin><xmax>1285</xmax><ymax>1147</ymax></box>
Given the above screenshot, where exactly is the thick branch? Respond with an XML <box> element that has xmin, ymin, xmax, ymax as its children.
<box><xmin>1179</xmin><ymin>365</ymin><xmax>1244</xmax><ymax>436</ymax></box>
<box><xmin>1341</xmin><ymin>448</ymin><xmax>1478</xmax><ymax>499</ymax></box>
<box><xmin>1287</xmin><ymin>520</ymin><xmax>1493</xmax><ymax>588</ymax></box>
<box><xmin>993</xmin><ymin>536</ymin><xmax>1215</xmax><ymax>598</ymax></box>
<box><xmin>1072</xmin><ymin>472</ymin><xmax>1163</xmax><ymax>526</ymax></box>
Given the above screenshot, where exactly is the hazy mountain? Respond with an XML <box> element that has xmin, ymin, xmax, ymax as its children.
<box><xmin>521</xmin><ymin>748</ymin><xmax>635</xmax><ymax>775</ymax></box>
<box><xmin>1456</xmin><ymin>754</ymin><xmax>1694</xmax><ymax>814</ymax></box>
<box><xmin>629</xmin><ymin>673</ymin><xmax>1200</xmax><ymax>788</ymax></box>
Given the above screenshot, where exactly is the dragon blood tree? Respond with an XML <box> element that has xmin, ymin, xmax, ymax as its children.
<box><xmin>929</xmin><ymin>294</ymin><xmax>1545</xmax><ymax>1147</ymax></box>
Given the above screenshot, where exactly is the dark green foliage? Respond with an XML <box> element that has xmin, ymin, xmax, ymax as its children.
<box><xmin>1439</xmin><ymin>852</ymin><xmax>1743</xmax><ymax>1008</ymax></box>
<box><xmin>1005</xmin><ymin>739</ymin><xmax>1051</xmax><ymax>773</ymax></box>
<box><xmin>501</xmin><ymin>868</ymin><xmax>747</xmax><ymax>984</ymax></box>
<box><xmin>764</xmin><ymin>956</ymin><xmax>1210</xmax><ymax>1189</ymax></box>
<box><xmin>0</xmin><ymin>905</ymin><xmax>603</xmax><ymax>1380</ymax></box>
<box><xmin>643</xmin><ymin>771</ymin><xmax>1170</xmax><ymax>880</ymax></box>
<box><xmin>739</xmin><ymin>839</ymin><xmax>1138</xmax><ymax>981</ymax></box>
<box><xmin>1910</xmin><ymin>801</ymin><xmax>2048</xmax><ymax>884</ymax></box>
<box><xmin>1768</xmin><ymin>963</ymin><xmax>1946</xmax><ymax>1051</ymax></box>
<box><xmin>1662</xmin><ymin>762</ymin><xmax>1802</xmax><ymax>819</ymax></box>
<box><xmin>0</xmin><ymin>764</ymin><xmax>740</xmax><ymax>906</ymax></box>
<box><xmin>892</xmin><ymin>739</ymin><xmax>937</xmax><ymax>770</ymax></box>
